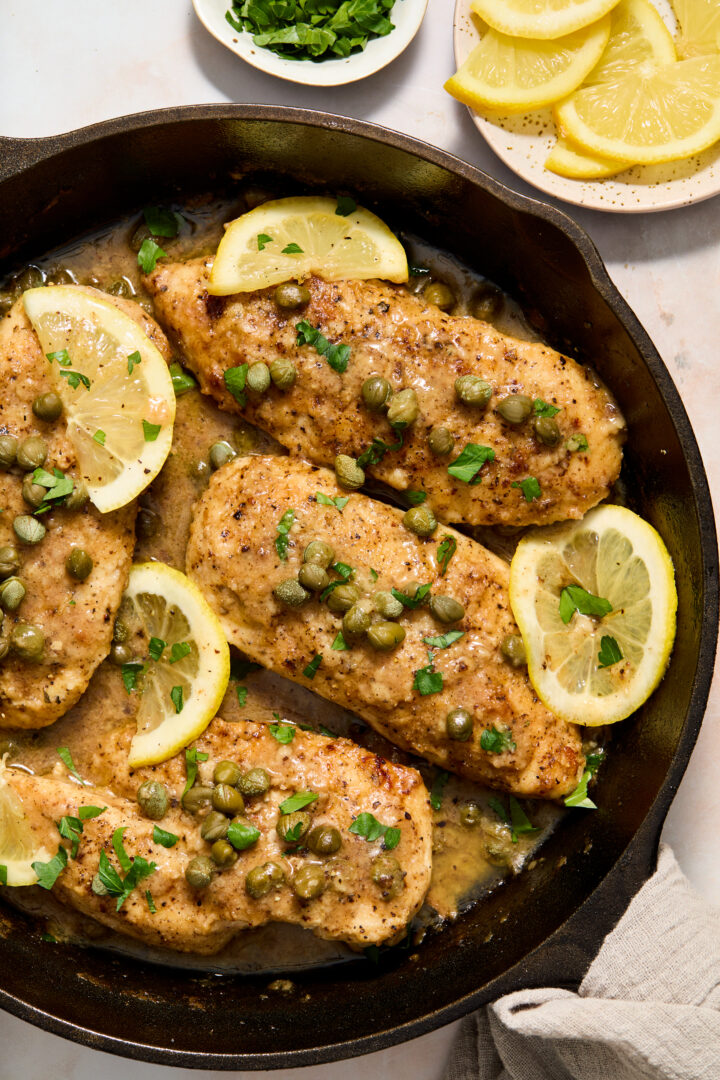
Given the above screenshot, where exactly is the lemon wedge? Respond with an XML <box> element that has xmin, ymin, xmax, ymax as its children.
<box><xmin>470</xmin><ymin>0</ymin><xmax>621</xmax><ymax>39</ymax></box>
<box><xmin>509</xmin><ymin>505</ymin><xmax>677</xmax><ymax>727</ymax></box>
<box><xmin>673</xmin><ymin>0</ymin><xmax>720</xmax><ymax>57</ymax></box>
<box><xmin>208</xmin><ymin>196</ymin><xmax>408</xmax><ymax>296</ymax></box>
<box><xmin>23</xmin><ymin>286</ymin><xmax>175</xmax><ymax>514</ymax></box>
<box><xmin>445</xmin><ymin>16</ymin><xmax>611</xmax><ymax>112</ymax></box>
<box><xmin>119</xmin><ymin>563</ymin><xmax>230</xmax><ymax>767</ymax></box>
<box><xmin>0</xmin><ymin>759</ymin><xmax>51</xmax><ymax>886</ymax></box>
<box><xmin>555</xmin><ymin>52</ymin><xmax>720</xmax><ymax>163</ymax></box>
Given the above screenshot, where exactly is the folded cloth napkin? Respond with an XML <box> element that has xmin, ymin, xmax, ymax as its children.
<box><xmin>444</xmin><ymin>844</ymin><xmax>720</xmax><ymax>1080</ymax></box>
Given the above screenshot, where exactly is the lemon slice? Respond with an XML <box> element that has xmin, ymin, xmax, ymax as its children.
<box><xmin>445</xmin><ymin>16</ymin><xmax>611</xmax><ymax>112</ymax></box>
<box><xmin>23</xmin><ymin>286</ymin><xmax>175</xmax><ymax>513</ymax></box>
<box><xmin>119</xmin><ymin>563</ymin><xmax>230</xmax><ymax>767</ymax></box>
<box><xmin>509</xmin><ymin>505</ymin><xmax>677</xmax><ymax>726</ymax></box>
<box><xmin>0</xmin><ymin>759</ymin><xmax>51</xmax><ymax>886</ymax></box>
<box><xmin>470</xmin><ymin>0</ymin><xmax>621</xmax><ymax>39</ymax></box>
<box><xmin>545</xmin><ymin>134</ymin><xmax>628</xmax><ymax>177</ymax></box>
<box><xmin>673</xmin><ymin>0</ymin><xmax>720</xmax><ymax>57</ymax></box>
<box><xmin>208</xmin><ymin>196</ymin><xmax>408</xmax><ymax>296</ymax></box>
<box><xmin>555</xmin><ymin>53</ymin><xmax>720</xmax><ymax>162</ymax></box>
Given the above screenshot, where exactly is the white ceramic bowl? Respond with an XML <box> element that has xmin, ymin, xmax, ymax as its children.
<box><xmin>193</xmin><ymin>0</ymin><xmax>429</xmax><ymax>87</ymax></box>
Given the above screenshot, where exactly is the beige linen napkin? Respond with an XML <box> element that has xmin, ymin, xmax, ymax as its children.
<box><xmin>444</xmin><ymin>844</ymin><xmax>720</xmax><ymax>1080</ymax></box>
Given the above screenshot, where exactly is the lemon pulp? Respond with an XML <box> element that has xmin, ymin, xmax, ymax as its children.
<box><xmin>0</xmin><ymin>760</ymin><xmax>51</xmax><ymax>886</ymax></box>
<box><xmin>470</xmin><ymin>0</ymin><xmax>622</xmax><ymax>39</ymax></box>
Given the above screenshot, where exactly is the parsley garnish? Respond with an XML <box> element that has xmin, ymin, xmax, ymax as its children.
<box><xmin>448</xmin><ymin>444</ymin><xmax>495</xmax><ymax>485</ymax></box>
<box><xmin>148</xmin><ymin>636</ymin><xmax>166</xmax><ymax>662</ymax></box>
<box><xmin>32</xmin><ymin>846</ymin><xmax>68</xmax><ymax>890</ymax></box>
<box><xmin>227</xmin><ymin>819</ymin><xmax>261</xmax><ymax>850</ymax></box>
<box><xmin>567</xmin><ymin>433</ymin><xmax>589</xmax><ymax>453</ymax></box>
<box><xmin>169</xmin><ymin>361</ymin><xmax>197</xmax><ymax>396</ymax></box>
<box><xmin>224</xmin><ymin>363</ymin><xmax>249</xmax><ymax>406</ymax></box>
<box><xmin>236</xmin><ymin>685</ymin><xmax>248</xmax><ymax>707</ymax></box>
<box><xmin>429</xmin><ymin>771</ymin><xmax>449</xmax><ymax>811</ymax></box>
<box><xmin>534</xmin><ymin>399</ymin><xmax>560</xmax><ymax>418</ymax></box>
<box><xmin>0</xmin><ymin>865</ymin><xmax>7</xmax><ymax>885</ymax></box>
<box><xmin>423</xmin><ymin>630</ymin><xmax>464</xmax><ymax>649</ymax></box>
<box><xmin>282</xmin><ymin>242</ymin><xmax>304</xmax><ymax>254</ymax></box>
<box><xmin>349</xmin><ymin>812</ymin><xmax>401</xmax><ymax>850</ymax></box>
<box><xmin>331</xmin><ymin>630</ymin><xmax>348</xmax><ymax>651</ymax></box>
<box><xmin>152</xmin><ymin>825</ymin><xmax>178</xmax><ymax>848</ymax></box>
<box><xmin>303</xmin><ymin>653</ymin><xmax>322</xmax><ymax>679</ymax></box>
<box><xmin>480</xmin><ymin>726</ymin><xmax>517</xmax><ymax>754</ymax></box>
<box><xmin>183</xmin><ymin>746</ymin><xmax>209</xmax><ymax>797</ymax></box>
<box><xmin>47</xmin><ymin>349</ymin><xmax>71</xmax><ymax>366</ymax></box>
<box><xmin>121</xmin><ymin>660</ymin><xmax>145</xmax><ymax>693</ymax></box>
<box><xmin>137</xmin><ymin>237</ymin><xmax>167</xmax><ymax>274</ymax></box>
<box><xmin>392</xmin><ymin>583</ymin><xmax>431</xmax><ymax>610</ymax></box>
<box><xmin>31</xmin><ymin>467</ymin><xmax>74</xmax><ymax>513</ymax></box>
<box><xmin>142</xmin><ymin>419</ymin><xmax>161</xmax><ymax>442</ymax></box>
<box><xmin>275</xmin><ymin>508</ymin><xmax>295</xmax><ymax>560</ymax></box>
<box><xmin>170</xmin><ymin>685</ymin><xmax>184</xmax><ymax>713</ymax></box>
<box><xmin>369</xmin><ymin>568</ymin><xmax>379</xmax><ymax>582</ymax></box>
<box><xmin>146</xmin><ymin>890</ymin><xmax>157</xmax><ymax>913</ymax></box>
<box><xmin>127</xmin><ymin>350</ymin><xmax>142</xmax><ymax>374</ymax></box>
<box><xmin>78</xmin><ymin>805</ymin><xmax>105</xmax><ymax>820</ymax></box>
<box><xmin>405</xmin><ymin>490</ymin><xmax>427</xmax><ymax>505</ymax></box>
<box><xmin>598</xmin><ymin>635</ymin><xmax>623</xmax><ymax>668</ymax></box>
<box><xmin>257</xmin><ymin>232</ymin><xmax>273</xmax><ymax>250</ymax></box>
<box><xmin>559</xmin><ymin>585</ymin><xmax>612</xmax><ymax>624</ymax></box>
<box><xmin>143</xmin><ymin>206</ymin><xmax>181</xmax><ymax>238</ymax></box>
<box><xmin>319</xmin><ymin>561</ymin><xmax>355</xmax><ymax>602</ymax></box>
<box><xmin>564</xmin><ymin>771</ymin><xmax>597</xmax><ymax>809</ymax></box>
<box><xmin>512</xmin><ymin>477</ymin><xmax>541</xmax><ymax>503</ymax></box>
<box><xmin>413</xmin><ymin>654</ymin><xmax>443</xmax><ymax>696</ymax></box>
<box><xmin>47</xmin><ymin>350</ymin><xmax>91</xmax><ymax>390</ymax></box>
<box><xmin>488</xmin><ymin>796</ymin><xmax>539</xmax><ymax>843</ymax></box>
<box><xmin>169</xmin><ymin>641</ymin><xmax>191</xmax><ymax>664</ymax></box>
<box><xmin>93</xmin><ymin>430</ymin><xmax>106</xmax><ymax>446</ymax></box>
<box><xmin>356</xmin><ymin>429</ymin><xmax>403</xmax><ymax>469</ymax></box>
<box><xmin>296</xmin><ymin>320</ymin><xmax>350</xmax><ymax>373</ymax></box>
<box><xmin>316</xmin><ymin>492</ymin><xmax>349</xmax><ymax>512</ymax></box>
<box><xmin>58</xmin><ymin>815</ymin><xmax>84</xmax><ymax>858</ymax></box>
<box><xmin>57</xmin><ymin>746</ymin><xmax>86</xmax><ymax>785</ymax></box>
<box><xmin>269</xmin><ymin>722</ymin><xmax>296</xmax><ymax>744</ymax></box>
<box><xmin>335</xmin><ymin>195</ymin><xmax>357</xmax><ymax>216</ymax></box>
<box><xmin>437</xmin><ymin>534</ymin><xmax>457</xmax><ymax>576</ymax></box>
<box><xmin>227</xmin><ymin>1</ymin><xmax>396</xmax><ymax>61</ymax></box>
<box><xmin>95</xmin><ymin>831</ymin><xmax>156</xmax><ymax>910</ymax></box>
<box><xmin>279</xmin><ymin>791</ymin><xmax>318</xmax><ymax>814</ymax></box>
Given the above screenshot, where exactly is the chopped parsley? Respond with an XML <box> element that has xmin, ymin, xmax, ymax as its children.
<box><xmin>31</xmin><ymin>467</ymin><xmax>74</xmax><ymax>513</ymax></box>
<box><xmin>148</xmin><ymin>636</ymin><xmax>166</xmax><ymax>662</ymax></box>
<box><xmin>93</xmin><ymin>430</ymin><xmax>106</xmax><ymax>446</ymax></box>
<box><xmin>369</xmin><ymin>568</ymin><xmax>379</xmax><ymax>582</ymax></box>
<box><xmin>169</xmin><ymin>642</ymin><xmax>191</xmax><ymax>664</ymax></box>
<box><xmin>279</xmin><ymin>791</ymin><xmax>318</xmax><ymax>814</ymax></box>
<box><xmin>429</xmin><ymin>771</ymin><xmax>449</xmax><ymax>811</ymax></box>
<box><xmin>567</xmin><ymin>433</ymin><xmax>589</xmax><ymax>453</ymax></box>
<box><xmin>0</xmin><ymin>865</ymin><xmax>6</xmax><ymax>885</ymax></box>
<box><xmin>169</xmin><ymin>361</ymin><xmax>197</xmax><ymax>396</ymax></box>
<box><xmin>95</xmin><ymin>831</ymin><xmax>156</xmax><ymax>910</ymax></box>
<box><xmin>183</xmin><ymin>746</ymin><xmax>209</xmax><ymax>797</ymax></box>
<box><xmin>437</xmin><ymin>534</ymin><xmax>457</xmax><ymax>577</ymax></box>
<box><xmin>78</xmin><ymin>805</ymin><xmax>105</xmax><ymax>820</ymax></box>
<box><xmin>356</xmin><ymin>429</ymin><xmax>403</xmax><ymax>469</ymax></box>
<box><xmin>316</xmin><ymin>491</ymin><xmax>349</xmax><ymax>512</ymax></box>
<box><xmin>275</xmin><ymin>508</ymin><xmax>295</xmax><ymax>560</ymax></box>
<box><xmin>331</xmin><ymin>630</ymin><xmax>348</xmax><ymax>651</ymax></box>
<box><xmin>152</xmin><ymin>825</ymin><xmax>179</xmax><ymax>848</ymax></box>
<box><xmin>58</xmin><ymin>815</ymin><xmax>84</xmax><ymax>858</ymax></box>
<box><xmin>303</xmin><ymin>653</ymin><xmax>323</xmax><ymax>679</ymax></box>
<box><xmin>257</xmin><ymin>232</ymin><xmax>273</xmax><ymax>250</ymax></box>
<box><xmin>226</xmin><ymin>0</ymin><xmax>397</xmax><ymax>61</ymax></box>
<box><xmin>489</xmin><ymin>796</ymin><xmax>539</xmax><ymax>843</ymax></box>
<box><xmin>296</xmin><ymin>320</ymin><xmax>350</xmax><ymax>374</ymax></box>
<box><xmin>319</xmin><ymin>561</ymin><xmax>355</xmax><ymax>602</ymax></box>
<box><xmin>227</xmin><ymin>819</ymin><xmax>261</xmax><ymax>850</ymax></box>
<box><xmin>423</xmin><ymin>629</ymin><xmax>464</xmax><ymax>649</ymax></box>
<box><xmin>282</xmin><ymin>242</ymin><xmax>304</xmax><ymax>254</ymax></box>
<box><xmin>269</xmin><ymin>722</ymin><xmax>296</xmax><ymax>744</ymax></box>
<box><xmin>127</xmin><ymin>350</ymin><xmax>142</xmax><ymax>374</ymax></box>
<box><xmin>57</xmin><ymin>746</ymin><xmax>86</xmax><ymax>785</ymax></box>
<box><xmin>512</xmin><ymin>477</ymin><xmax>542</xmax><ymax>503</ymax></box>
<box><xmin>46</xmin><ymin>348</ymin><xmax>91</xmax><ymax>391</ymax></box>
<box><xmin>448</xmin><ymin>444</ymin><xmax>495</xmax><ymax>485</ymax></box>
<box><xmin>598</xmin><ymin>635</ymin><xmax>623</xmax><ymax>668</ymax></box>
<box><xmin>564</xmin><ymin>771</ymin><xmax>597</xmax><ymax>809</ymax></box>
<box><xmin>349</xmin><ymin>812</ymin><xmax>401</xmax><ymax>850</ymax></box>
<box><xmin>170</xmin><ymin>685</ymin><xmax>184</xmax><ymax>713</ymax></box>
<box><xmin>224</xmin><ymin>363</ymin><xmax>249</xmax><ymax>406</ymax></box>
<box><xmin>480</xmin><ymin>726</ymin><xmax>517</xmax><ymax>754</ymax></box>
<box><xmin>146</xmin><ymin>890</ymin><xmax>157</xmax><ymax>913</ymax></box>
<box><xmin>335</xmin><ymin>195</ymin><xmax>357</xmax><ymax>216</ymax></box>
<box><xmin>534</xmin><ymin>399</ymin><xmax>560</xmax><ymax>418</ymax></box>
<box><xmin>142</xmin><ymin>419</ymin><xmax>161</xmax><ymax>442</ymax></box>
<box><xmin>32</xmin><ymin>846</ymin><xmax>68</xmax><ymax>890</ymax></box>
<box><xmin>143</xmin><ymin>206</ymin><xmax>181</xmax><ymax>238</ymax></box>
<box><xmin>392</xmin><ymin>583</ymin><xmax>431</xmax><ymax>610</ymax></box>
<box><xmin>236</xmin><ymin>685</ymin><xmax>248</xmax><ymax>707</ymax></box>
<box><xmin>559</xmin><ymin>585</ymin><xmax>613</xmax><ymax>624</ymax></box>
<box><xmin>413</xmin><ymin>654</ymin><xmax>443</xmax><ymax>696</ymax></box>
<box><xmin>121</xmin><ymin>660</ymin><xmax>145</xmax><ymax>693</ymax></box>
<box><xmin>404</xmin><ymin>490</ymin><xmax>427</xmax><ymax>506</ymax></box>
<box><xmin>137</xmin><ymin>237</ymin><xmax>167</xmax><ymax>274</ymax></box>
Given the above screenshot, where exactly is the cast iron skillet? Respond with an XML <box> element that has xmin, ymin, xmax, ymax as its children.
<box><xmin>0</xmin><ymin>105</ymin><xmax>716</xmax><ymax>1070</ymax></box>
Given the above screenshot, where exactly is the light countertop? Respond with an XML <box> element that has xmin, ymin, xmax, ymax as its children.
<box><xmin>1</xmin><ymin>1</ymin><xmax>718</xmax><ymax>1076</ymax></box>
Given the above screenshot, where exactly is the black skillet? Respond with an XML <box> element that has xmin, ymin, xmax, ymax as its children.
<box><xmin>0</xmin><ymin>105</ymin><xmax>716</xmax><ymax>1070</ymax></box>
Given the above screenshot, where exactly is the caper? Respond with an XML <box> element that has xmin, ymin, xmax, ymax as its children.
<box><xmin>343</xmin><ymin>603</ymin><xmax>371</xmax><ymax>640</ymax></box>
<box><xmin>22</xmin><ymin>475</ymin><xmax>46</xmax><ymax>509</ymax></box>
<box><xmin>109</xmin><ymin>641</ymin><xmax>134</xmax><ymax>666</ymax></box>
<box><xmin>326</xmin><ymin>582</ymin><xmax>361</xmax><ymax>614</ymax></box>
<box><xmin>187</xmin><ymin>458</ymin><xmax>211</xmax><ymax>482</ymax></box>
<box><xmin>181</xmin><ymin>784</ymin><xmax>214</xmax><ymax>814</ymax></box>
<box><xmin>10</xmin><ymin>623</ymin><xmax>44</xmax><ymax>661</ymax></box>
<box><xmin>246</xmin><ymin>362</ymin><xmax>271</xmax><ymax>394</ymax></box>
<box><xmin>11</xmin><ymin>266</ymin><xmax>44</xmax><ymax>292</ymax></box>
<box><xmin>136</xmin><ymin>780</ymin><xmax>168</xmax><ymax>820</ymax></box>
<box><xmin>472</xmin><ymin>285</ymin><xmax>503</xmax><ymax>322</ymax></box>
<box><xmin>307</xmin><ymin>825</ymin><xmax>342</xmax><ymax>855</ymax></box>
<box><xmin>274</xmin><ymin>282</ymin><xmax>311</xmax><ymax>309</ymax></box>
<box><xmin>367</xmin><ymin>621</ymin><xmax>406</xmax><ymax>651</ymax></box>
<box><xmin>212</xmin><ymin>783</ymin><xmax>245</xmax><ymax>816</ymax></box>
<box><xmin>334</xmin><ymin>454</ymin><xmax>365</xmax><ymax>491</ymax></box>
<box><xmin>446</xmin><ymin>707</ymin><xmax>473</xmax><ymax>742</ymax></box>
<box><xmin>16</xmin><ymin>436</ymin><xmax>47</xmax><ymax>471</ymax></box>
<box><xmin>0</xmin><ymin>292</ymin><xmax>12</xmax><ymax>316</ymax></box>
<box><xmin>0</xmin><ymin>640</ymin><xmax>8</xmax><ymax>662</ymax></box>
<box><xmin>371</xmin><ymin>854</ymin><xmax>405</xmax><ymax>899</ymax></box>
<box><xmin>129</xmin><ymin>222</ymin><xmax>152</xmax><ymax>252</ymax></box>
<box><xmin>403</xmin><ymin>505</ymin><xmax>437</xmax><ymax>538</ymax></box>
<box><xmin>0</xmin><ymin>435</ymin><xmax>18</xmax><ymax>470</ymax></box>
<box><xmin>136</xmin><ymin>507</ymin><xmax>159</xmax><ymax>540</ymax></box>
<box><xmin>373</xmin><ymin>591</ymin><xmax>403</xmax><ymax>620</ymax></box>
<box><xmin>64</xmin><ymin>480</ymin><xmax>88</xmax><ymax>511</ymax></box>
<box><xmin>0</xmin><ymin>547</ymin><xmax>20</xmax><ymax>581</ymax></box>
<box><xmin>201</xmin><ymin>810</ymin><xmax>230</xmax><ymax>842</ymax></box>
<box><xmin>298</xmin><ymin>562</ymin><xmax>329</xmax><ymax>592</ymax></box>
<box><xmin>213</xmin><ymin>760</ymin><xmax>242</xmax><ymax>786</ymax></box>
<box><xmin>291</xmin><ymin>863</ymin><xmax>325</xmax><ymax>901</ymax></box>
<box><xmin>32</xmin><ymin>392</ymin><xmax>63</xmax><ymax>423</ymax></box>
<box><xmin>459</xmin><ymin>801</ymin><xmax>482</xmax><ymax>828</ymax></box>
<box><xmin>237</xmin><ymin>767</ymin><xmax>270</xmax><ymax>798</ymax></box>
<box><xmin>277</xmin><ymin>811</ymin><xmax>311</xmax><ymax>844</ymax></box>
<box><xmin>209</xmin><ymin>441</ymin><xmax>237</xmax><ymax>470</ymax></box>
<box><xmin>106</xmin><ymin>277</ymin><xmax>134</xmax><ymax>298</ymax></box>
<box><xmin>210</xmin><ymin>839</ymin><xmax>238</xmax><ymax>867</ymax></box>
<box><xmin>303</xmin><ymin>540</ymin><xmax>334</xmax><ymax>568</ymax></box>
<box><xmin>423</xmin><ymin>281</ymin><xmax>455</xmax><ymax>311</ymax></box>
<box><xmin>13</xmin><ymin>515</ymin><xmax>45</xmax><ymax>546</ymax></box>
<box><xmin>567</xmin><ymin>433</ymin><xmax>588</xmax><ymax>453</ymax></box>
<box><xmin>185</xmin><ymin>855</ymin><xmax>215</xmax><ymax>890</ymax></box>
<box><xmin>429</xmin><ymin>595</ymin><xmax>465</xmax><ymax>624</ymax></box>
<box><xmin>497</xmin><ymin>394</ymin><xmax>532</xmax><ymax>425</ymax></box>
<box><xmin>0</xmin><ymin>577</ymin><xmax>25</xmax><ymax>612</ymax></box>
<box><xmin>273</xmin><ymin>578</ymin><xmax>309</xmax><ymax>607</ymax></box>
<box><xmin>361</xmin><ymin>375</ymin><xmax>392</xmax><ymax>412</ymax></box>
<box><xmin>500</xmin><ymin>633</ymin><xmax>527</xmax><ymax>667</ymax></box>
<box><xmin>387</xmin><ymin>387</ymin><xmax>419</xmax><ymax>429</ymax></box>
<box><xmin>47</xmin><ymin>267</ymin><xmax>77</xmax><ymax>286</ymax></box>
<box><xmin>269</xmin><ymin>356</ymin><xmax>297</xmax><ymax>389</ymax></box>
<box><xmin>245</xmin><ymin>861</ymin><xmax>285</xmax><ymax>898</ymax></box>
<box><xmin>113</xmin><ymin>617</ymin><xmax>130</xmax><ymax>643</ymax></box>
<box><xmin>66</xmin><ymin>547</ymin><xmax>93</xmax><ymax>581</ymax></box>
<box><xmin>532</xmin><ymin>415</ymin><xmax>561</xmax><ymax>447</ymax></box>
<box><xmin>455</xmin><ymin>375</ymin><xmax>492</xmax><ymax>408</ymax></box>
<box><xmin>427</xmin><ymin>427</ymin><xmax>454</xmax><ymax>457</ymax></box>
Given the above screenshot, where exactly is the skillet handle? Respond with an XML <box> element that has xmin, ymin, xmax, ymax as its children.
<box><xmin>0</xmin><ymin>135</ymin><xmax>61</xmax><ymax>184</ymax></box>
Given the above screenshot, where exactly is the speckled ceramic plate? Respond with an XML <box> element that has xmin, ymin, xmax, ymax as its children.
<box><xmin>453</xmin><ymin>0</ymin><xmax>720</xmax><ymax>212</ymax></box>
<box><xmin>194</xmin><ymin>0</ymin><xmax>429</xmax><ymax>87</ymax></box>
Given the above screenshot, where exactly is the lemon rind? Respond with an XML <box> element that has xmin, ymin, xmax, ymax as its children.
<box><xmin>470</xmin><ymin>0</ymin><xmax>622</xmax><ymax>40</ymax></box>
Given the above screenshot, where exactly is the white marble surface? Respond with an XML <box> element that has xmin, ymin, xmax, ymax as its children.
<box><xmin>1</xmin><ymin>1</ymin><xmax>718</xmax><ymax>1076</ymax></box>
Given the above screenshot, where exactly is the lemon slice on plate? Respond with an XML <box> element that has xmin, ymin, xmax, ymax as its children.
<box><xmin>673</xmin><ymin>0</ymin><xmax>720</xmax><ymax>57</ymax></box>
<box><xmin>119</xmin><ymin>562</ymin><xmax>230</xmax><ymax>767</ymax></box>
<box><xmin>545</xmin><ymin>135</ymin><xmax>627</xmax><ymax>177</ymax></box>
<box><xmin>509</xmin><ymin>505</ymin><xmax>677</xmax><ymax>726</ymax></box>
<box><xmin>0</xmin><ymin>760</ymin><xmax>51</xmax><ymax>886</ymax></box>
<box><xmin>470</xmin><ymin>0</ymin><xmax>621</xmax><ymax>39</ymax></box>
<box><xmin>208</xmin><ymin>196</ymin><xmax>408</xmax><ymax>295</ymax></box>
<box><xmin>23</xmin><ymin>286</ymin><xmax>175</xmax><ymax>513</ymax></box>
<box><xmin>445</xmin><ymin>16</ymin><xmax>611</xmax><ymax>112</ymax></box>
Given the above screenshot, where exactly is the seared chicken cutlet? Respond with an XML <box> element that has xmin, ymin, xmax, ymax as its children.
<box><xmin>146</xmin><ymin>259</ymin><xmax>624</xmax><ymax>527</ymax></box>
<box><xmin>0</xmin><ymin>291</ymin><xmax>170</xmax><ymax>728</ymax></box>
<box><xmin>8</xmin><ymin>718</ymin><xmax>432</xmax><ymax>951</ymax></box>
<box><xmin>187</xmin><ymin>456</ymin><xmax>584</xmax><ymax>798</ymax></box>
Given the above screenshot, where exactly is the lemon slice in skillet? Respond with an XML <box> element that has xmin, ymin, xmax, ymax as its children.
<box><xmin>509</xmin><ymin>505</ymin><xmax>677</xmax><ymax>726</ymax></box>
<box><xmin>119</xmin><ymin>563</ymin><xmax>230</xmax><ymax>767</ymax></box>
<box><xmin>208</xmin><ymin>196</ymin><xmax>408</xmax><ymax>295</ymax></box>
<box><xmin>0</xmin><ymin>760</ymin><xmax>51</xmax><ymax>886</ymax></box>
<box><xmin>23</xmin><ymin>286</ymin><xmax>175</xmax><ymax>513</ymax></box>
